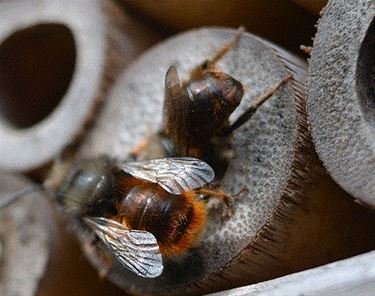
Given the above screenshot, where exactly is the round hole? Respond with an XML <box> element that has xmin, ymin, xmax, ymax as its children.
<box><xmin>357</xmin><ymin>18</ymin><xmax>375</xmax><ymax>128</ymax></box>
<box><xmin>0</xmin><ymin>23</ymin><xmax>76</xmax><ymax>128</ymax></box>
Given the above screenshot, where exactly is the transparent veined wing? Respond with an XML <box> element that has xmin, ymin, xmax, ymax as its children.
<box><xmin>163</xmin><ymin>66</ymin><xmax>192</xmax><ymax>155</ymax></box>
<box><xmin>164</xmin><ymin>66</ymin><xmax>183</xmax><ymax>105</ymax></box>
<box><xmin>84</xmin><ymin>217</ymin><xmax>163</xmax><ymax>278</ymax></box>
<box><xmin>119</xmin><ymin>157</ymin><xmax>215</xmax><ymax>195</ymax></box>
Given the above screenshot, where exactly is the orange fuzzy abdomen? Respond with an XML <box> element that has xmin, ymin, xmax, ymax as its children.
<box><xmin>114</xmin><ymin>177</ymin><xmax>207</xmax><ymax>257</ymax></box>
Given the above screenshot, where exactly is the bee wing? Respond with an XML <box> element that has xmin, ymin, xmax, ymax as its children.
<box><xmin>163</xmin><ymin>66</ymin><xmax>191</xmax><ymax>155</ymax></box>
<box><xmin>164</xmin><ymin>66</ymin><xmax>183</xmax><ymax>103</ymax></box>
<box><xmin>119</xmin><ymin>157</ymin><xmax>214</xmax><ymax>195</ymax></box>
<box><xmin>84</xmin><ymin>217</ymin><xmax>163</xmax><ymax>278</ymax></box>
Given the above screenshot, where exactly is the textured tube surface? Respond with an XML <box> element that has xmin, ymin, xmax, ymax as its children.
<box><xmin>0</xmin><ymin>173</ymin><xmax>54</xmax><ymax>296</ymax></box>
<box><xmin>307</xmin><ymin>0</ymin><xmax>375</xmax><ymax>206</ymax></box>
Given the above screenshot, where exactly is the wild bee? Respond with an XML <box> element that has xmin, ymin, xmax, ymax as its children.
<box><xmin>1</xmin><ymin>156</ymin><xmax>231</xmax><ymax>278</ymax></box>
<box><xmin>133</xmin><ymin>27</ymin><xmax>292</xmax><ymax>174</ymax></box>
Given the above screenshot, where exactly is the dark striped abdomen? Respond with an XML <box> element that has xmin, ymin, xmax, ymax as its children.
<box><xmin>114</xmin><ymin>182</ymin><xmax>206</xmax><ymax>256</ymax></box>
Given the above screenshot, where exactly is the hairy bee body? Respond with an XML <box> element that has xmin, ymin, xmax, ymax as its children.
<box><xmin>115</xmin><ymin>176</ymin><xmax>206</xmax><ymax>256</ymax></box>
<box><xmin>50</xmin><ymin>157</ymin><xmax>208</xmax><ymax>258</ymax></box>
<box><xmin>164</xmin><ymin>68</ymin><xmax>244</xmax><ymax>162</ymax></box>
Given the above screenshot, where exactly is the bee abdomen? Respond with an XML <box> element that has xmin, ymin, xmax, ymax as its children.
<box><xmin>116</xmin><ymin>185</ymin><xmax>207</xmax><ymax>256</ymax></box>
<box><xmin>151</xmin><ymin>191</ymin><xmax>207</xmax><ymax>256</ymax></box>
<box><xmin>170</xmin><ymin>205</ymin><xmax>194</xmax><ymax>244</ymax></box>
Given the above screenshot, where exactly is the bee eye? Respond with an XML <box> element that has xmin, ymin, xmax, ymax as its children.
<box><xmin>221</xmin><ymin>77</ymin><xmax>243</xmax><ymax>105</ymax></box>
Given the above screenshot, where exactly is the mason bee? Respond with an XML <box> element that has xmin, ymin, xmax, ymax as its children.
<box><xmin>1</xmin><ymin>155</ymin><xmax>229</xmax><ymax>278</ymax></box>
<box><xmin>162</xmin><ymin>39</ymin><xmax>244</xmax><ymax>163</ymax></box>
<box><xmin>158</xmin><ymin>27</ymin><xmax>292</xmax><ymax>172</ymax></box>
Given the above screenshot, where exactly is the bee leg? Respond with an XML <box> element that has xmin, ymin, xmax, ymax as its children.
<box><xmin>129</xmin><ymin>138</ymin><xmax>149</xmax><ymax>160</ymax></box>
<box><xmin>196</xmin><ymin>188</ymin><xmax>235</xmax><ymax>217</ymax></box>
<box><xmin>88</xmin><ymin>237</ymin><xmax>114</xmax><ymax>279</ymax></box>
<box><xmin>223</xmin><ymin>73</ymin><xmax>293</xmax><ymax>135</ymax></box>
<box><xmin>98</xmin><ymin>259</ymin><xmax>114</xmax><ymax>279</ymax></box>
<box><xmin>96</xmin><ymin>249</ymin><xmax>114</xmax><ymax>279</ymax></box>
<box><xmin>129</xmin><ymin>133</ymin><xmax>172</xmax><ymax>160</ymax></box>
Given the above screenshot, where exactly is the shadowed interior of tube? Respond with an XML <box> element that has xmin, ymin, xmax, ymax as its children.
<box><xmin>0</xmin><ymin>23</ymin><xmax>76</xmax><ymax>128</ymax></box>
<box><xmin>357</xmin><ymin>18</ymin><xmax>375</xmax><ymax>128</ymax></box>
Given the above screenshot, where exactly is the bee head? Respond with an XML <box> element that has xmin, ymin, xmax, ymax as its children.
<box><xmin>45</xmin><ymin>156</ymin><xmax>114</xmax><ymax>216</ymax></box>
<box><xmin>187</xmin><ymin>72</ymin><xmax>244</xmax><ymax>129</ymax></box>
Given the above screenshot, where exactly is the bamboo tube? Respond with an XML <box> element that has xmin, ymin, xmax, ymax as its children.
<box><xmin>307</xmin><ymin>0</ymin><xmax>375</xmax><ymax>207</ymax></box>
<box><xmin>78</xmin><ymin>28</ymin><xmax>375</xmax><ymax>295</ymax></box>
<box><xmin>0</xmin><ymin>0</ymin><xmax>159</xmax><ymax>172</ymax></box>
<box><xmin>0</xmin><ymin>172</ymin><xmax>54</xmax><ymax>296</ymax></box>
<box><xmin>208</xmin><ymin>251</ymin><xmax>375</xmax><ymax>296</ymax></box>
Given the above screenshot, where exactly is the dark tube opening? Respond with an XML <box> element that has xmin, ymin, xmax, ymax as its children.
<box><xmin>357</xmin><ymin>19</ymin><xmax>375</xmax><ymax>128</ymax></box>
<box><xmin>0</xmin><ymin>23</ymin><xmax>76</xmax><ymax>128</ymax></box>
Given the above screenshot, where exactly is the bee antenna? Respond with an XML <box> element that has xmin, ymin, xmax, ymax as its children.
<box><xmin>0</xmin><ymin>184</ymin><xmax>43</xmax><ymax>210</ymax></box>
<box><xmin>208</xmin><ymin>26</ymin><xmax>245</xmax><ymax>66</ymax></box>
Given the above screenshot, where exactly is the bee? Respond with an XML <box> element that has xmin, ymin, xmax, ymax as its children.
<box><xmin>162</xmin><ymin>35</ymin><xmax>244</xmax><ymax>163</ymax></box>
<box><xmin>2</xmin><ymin>155</ymin><xmax>228</xmax><ymax>279</ymax></box>
<box><xmin>158</xmin><ymin>27</ymin><xmax>292</xmax><ymax>171</ymax></box>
